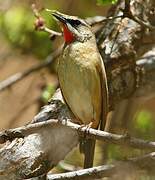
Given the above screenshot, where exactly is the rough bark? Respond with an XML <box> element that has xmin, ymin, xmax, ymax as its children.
<box><xmin>97</xmin><ymin>0</ymin><xmax>155</xmax><ymax>108</ymax></box>
<box><xmin>0</xmin><ymin>91</ymin><xmax>78</xmax><ymax>179</ymax></box>
<box><xmin>0</xmin><ymin>0</ymin><xmax>155</xmax><ymax>179</ymax></box>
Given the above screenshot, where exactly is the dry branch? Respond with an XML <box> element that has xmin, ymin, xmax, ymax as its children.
<box><xmin>97</xmin><ymin>0</ymin><xmax>155</xmax><ymax>108</ymax></box>
<box><xmin>47</xmin><ymin>151</ymin><xmax>155</xmax><ymax>180</ymax></box>
<box><xmin>0</xmin><ymin>90</ymin><xmax>79</xmax><ymax>180</ymax></box>
<box><xmin>1</xmin><ymin>116</ymin><xmax>155</xmax><ymax>150</ymax></box>
<box><xmin>47</xmin><ymin>165</ymin><xmax>115</xmax><ymax>180</ymax></box>
<box><xmin>0</xmin><ymin>47</ymin><xmax>62</xmax><ymax>92</ymax></box>
<box><xmin>0</xmin><ymin>76</ymin><xmax>155</xmax><ymax>180</ymax></box>
<box><xmin>0</xmin><ymin>0</ymin><xmax>155</xmax><ymax>179</ymax></box>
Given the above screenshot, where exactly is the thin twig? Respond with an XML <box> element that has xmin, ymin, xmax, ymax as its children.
<box><xmin>1</xmin><ymin>119</ymin><xmax>155</xmax><ymax>151</ymax></box>
<box><xmin>47</xmin><ymin>151</ymin><xmax>155</xmax><ymax>179</ymax></box>
<box><xmin>32</xmin><ymin>3</ymin><xmax>62</xmax><ymax>36</ymax></box>
<box><xmin>47</xmin><ymin>164</ymin><xmax>115</xmax><ymax>180</ymax></box>
<box><xmin>42</xmin><ymin>27</ymin><xmax>62</xmax><ymax>36</ymax></box>
<box><xmin>0</xmin><ymin>47</ymin><xmax>62</xmax><ymax>92</ymax></box>
<box><xmin>86</xmin><ymin>15</ymin><xmax>123</xmax><ymax>26</ymax></box>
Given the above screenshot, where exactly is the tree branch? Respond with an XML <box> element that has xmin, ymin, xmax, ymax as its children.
<box><xmin>47</xmin><ymin>165</ymin><xmax>115</xmax><ymax>180</ymax></box>
<box><xmin>0</xmin><ymin>82</ymin><xmax>155</xmax><ymax>179</ymax></box>
<box><xmin>1</xmin><ymin>0</ymin><xmax>155</xmax><ymax>179</ymax></box>
<box><xmin>121</xmin><ymin>0</ymin><xmax>155</xmax><ymax>30</ymax></box>
<box><xmin>0</xmin><ymin>90</ymin><xmax>79</xmax><ymax>180</ymax></box>
<box><xmin>1</xmin><ymin>116</ymin><xmax>155</xmax><ymax>151</ymax></box>
<box><xmin>47</xmin><ymin>151</ymin><xmax>155</xmax><ymax>180</ymax></box>
<box><xmin>0</xmin><ymin>47</ymin><xmax>62</xmax><ymax>92</ymax></box>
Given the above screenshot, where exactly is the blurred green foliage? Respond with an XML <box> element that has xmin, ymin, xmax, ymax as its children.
<box><xmin>97</xmin><ymin>0</ymin><xmax>118</xmax><ymax>5</ymax></box>
<box><xmin>0</xmin><ymin>1</ymin><xmax>110</xmax><ymax>59</ymax></box>
<box><xmin>0</xmin><ymin>1</ymin><xmax>155</xmax><ymax>178</ymax></box>
<box><xmin>107</xmin><ymin>109</ymin><xmax>155</xmax><ymax>161</ymax></box>
<box><xmin>134</xmin><ymin>110</ymin><xmax>154</xmax><ymax>140</ymax></box>
<box><xmin>107</xmin><ymin>144</ymin><xmax>122</xmax><ymax>161</ymax></box>
<box><xmin>41</xmin><ymin>83</ymin><xmax>56</xmax><ymax>103</ymax></box>
<box><xmin>0</xmin><ymin>6</ymin><xmax>56</xmax><ymax>58</ymax></box>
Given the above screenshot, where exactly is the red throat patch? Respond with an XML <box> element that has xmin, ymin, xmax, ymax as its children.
<box><xmin>62</xmin><ymin>24</ymin><xmax>74</xmax><ymax>44</ymax></box>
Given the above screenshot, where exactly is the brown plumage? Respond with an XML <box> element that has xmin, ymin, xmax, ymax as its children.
<box><xmin>51</xmin><ymin>11</ymin><xmax>109</xmax><ymax>168</ymax></box>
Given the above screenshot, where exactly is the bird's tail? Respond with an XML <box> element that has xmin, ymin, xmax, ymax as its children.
<box><xmin>80</xmin><ymin>138</ymin><xmax>96</xmax><ymax>168</ymax></box>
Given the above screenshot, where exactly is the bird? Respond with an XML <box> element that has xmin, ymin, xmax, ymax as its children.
<box><xmin>50</xmin><ymin>10</ymin><xmax>109</xmax><ymax>168</ymax></box>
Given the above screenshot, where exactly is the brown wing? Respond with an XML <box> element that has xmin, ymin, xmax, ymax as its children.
<box><xmin>97</xmin><ymin>55</ymin><xmax>109</xmax><ymax>131</ymax></box>
<box><xmin>83</xmin><ymin>54</ymin><xmax>109</xmax><ymax>168</ymax></box>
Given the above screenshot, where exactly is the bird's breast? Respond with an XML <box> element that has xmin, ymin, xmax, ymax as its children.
<box><xmin>58</xmin><ymin>42</ymin><xmax>102</xmax><ymax>128</ymax></box>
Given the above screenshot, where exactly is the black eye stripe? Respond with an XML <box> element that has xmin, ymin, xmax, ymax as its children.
<box><xmin>68</xmin><ymin>19</ymin><xmax>81</xmax><ymax>26</ymax></box>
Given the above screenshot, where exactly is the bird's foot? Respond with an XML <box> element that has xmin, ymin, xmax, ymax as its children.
<box><xmin>79</xmin><ymin>122</ymin><xmax>93</xmax><ymax>138</ymax></box>
<box><xmin>78</xmin><ymin>123</ymin><xmax>93</xmax><ymax>153</ymax></box>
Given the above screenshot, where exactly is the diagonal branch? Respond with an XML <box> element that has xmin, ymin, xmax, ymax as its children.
<box><xmin>1</xmin><ymin>118</ymin><xmax>155</xmax><ymax>151</ymax></box>
<box><xmin>0</xmin><ymin>47</ymin><xmax>62</xmax><ymax>92</ymax></box>
<box><xmin>47</xmin><ymin>151</ymin><xmax>155</xmax><ymax>180</ymax></box>
<box><xmin>47</xmin><ymin>164</ymin><xmax>115</xmax><ymax>180</ymax></box>
<box><xmin>0</xmin><ymin>0</ymin><xmax>155</xmax><ymax>179</ymax></box>
<box><xmin>1</xmin><ymin>88</ymin><xmax>155</xmax><ymax>179</ymax></box>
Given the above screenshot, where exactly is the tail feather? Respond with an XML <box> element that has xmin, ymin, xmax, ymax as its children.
<box><xmin>83</xmin><ymin>139</ymin><xmax>96</xmax><ymax>168</ymax></box>
<box><xmin>81</xmin><ymin>55</ymin><xmax>109</xmax><ymax>168</ymax></box>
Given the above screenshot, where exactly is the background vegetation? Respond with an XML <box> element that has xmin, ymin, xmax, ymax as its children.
<box><xmin>0</xmin><ymin>0</ymin><xmax>155</xmax><ymax>179</ymax></box>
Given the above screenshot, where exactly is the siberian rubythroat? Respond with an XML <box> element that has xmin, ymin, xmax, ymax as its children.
<box><xmin>51</xmin><ymin>11</ymin><xmax>109</xmax><ymax>168</ymax></box>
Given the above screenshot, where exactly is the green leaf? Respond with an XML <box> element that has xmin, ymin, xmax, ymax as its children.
<box><xmin>97</xmin><ymin>0</ymin><xmax>118</xmax><ymax>6</ymax></box>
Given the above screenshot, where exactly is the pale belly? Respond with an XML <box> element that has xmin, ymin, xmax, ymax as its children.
<box><xmin>58</xmin><ymin>46</ymin><xmax>102</xmax><ymax>128</ymax></box>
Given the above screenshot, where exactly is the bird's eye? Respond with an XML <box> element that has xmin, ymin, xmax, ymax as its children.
<box><xmin>68</xmin><ymin>19</ymin><xmax>81</xmax><ymax>26</ymax></box>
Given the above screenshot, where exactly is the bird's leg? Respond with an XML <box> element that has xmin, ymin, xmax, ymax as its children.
<box><xmin>81</xmin><ymin>122</ymin><xmax>96</xmax><ymax>168</ymax></box>
<box><xmin>86</xmin><ymin>122</ymin><xmax>93</xmax><ymax>128</ymax></box>
<box><xmin>79</xmin><ymin>122</ymin><xmax>92</xmax><ymax>153</ymax></box>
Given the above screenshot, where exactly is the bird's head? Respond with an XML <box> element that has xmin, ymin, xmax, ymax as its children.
<box><xmin>49</xmin><ymin>10</ymin><xmax>92</xmax><ymax>44</ymax></box>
